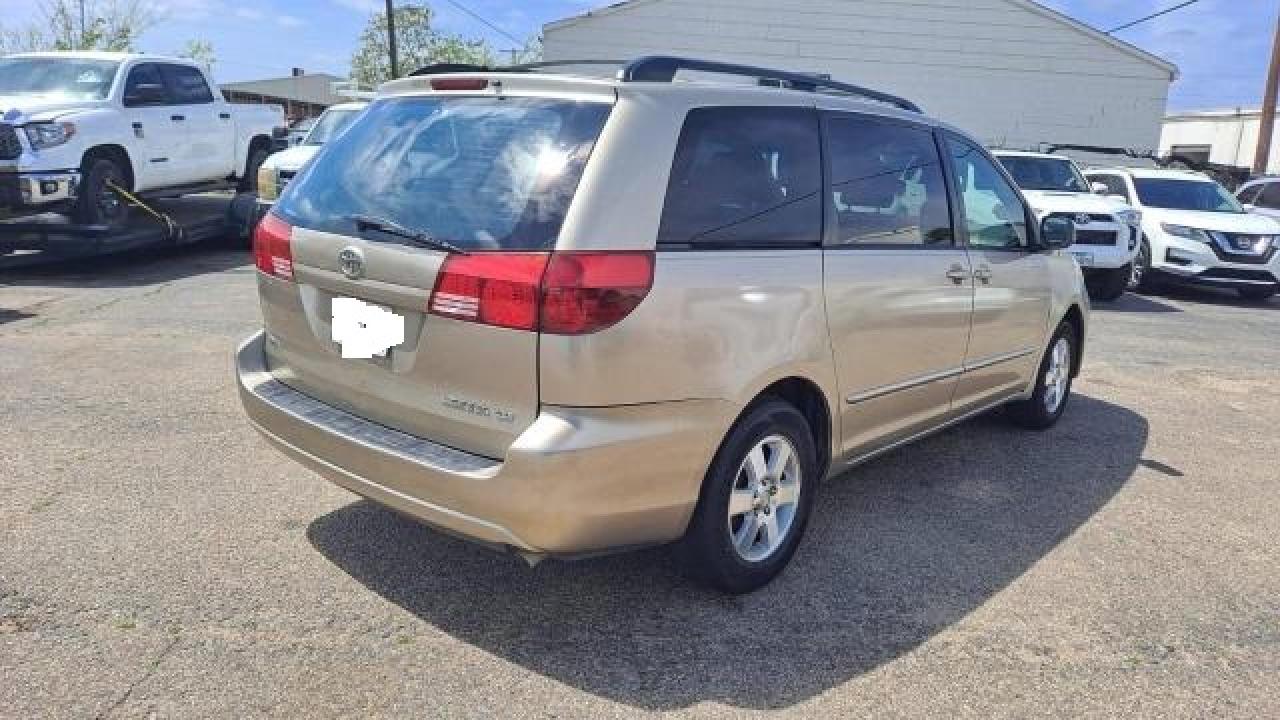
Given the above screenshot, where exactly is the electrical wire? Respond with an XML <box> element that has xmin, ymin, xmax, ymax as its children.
<box><xmin>439</xmin><ymin>0</ymin><xmax>523</xmax><ymax>45</ymax></box>
<box><xmin>1106</xmin><ymin>0</ymin><xmax>1201</xmax><ymax>34</ymax></box>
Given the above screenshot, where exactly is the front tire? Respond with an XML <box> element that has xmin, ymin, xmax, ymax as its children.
<box><xmin>1006</xmin><ymin>321</ymin><xmax>1077</xmax><ymax>430</ymax></box>
<box><xmin>677</xmin><ymin>399</ymin><xmax>818</xmax><ymax>594</ymax></box>
<box><xmin>1238</xmin><ymin>286</ymin><xmax>1278</xmax><ymax>302</ymax></box>
<box><xmin>1129</xmin><ymin>237</ymin><xmax>1156</xmax><ymax>293</ymax></box>
<box><xmin>70</xmin><ymin>157</ymin><xmax>129</xmax><ymax>230</ymax></box>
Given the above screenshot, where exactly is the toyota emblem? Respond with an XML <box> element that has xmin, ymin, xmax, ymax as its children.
<box><xmin>1074</xmin><ymin>213</ymin><xmax>1092</xmax><ymax>226</ymax></box>
<box><xmin>338</xmin><ymin>246</ymin><xmax>365</xmax><ymax>280</ymax></box>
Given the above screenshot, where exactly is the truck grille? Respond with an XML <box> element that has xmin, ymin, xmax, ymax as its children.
<box><xmin>1075</xmin><ymin>229</ymin><xmax>1118</xmax><ymax>246</ymax></box>
<box><xmin>0</xmin><ymin>125</ymin><xmax>21</xmax><ymax>160</ymax></box>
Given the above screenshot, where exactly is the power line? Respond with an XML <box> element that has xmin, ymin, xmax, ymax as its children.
<box><xmin>440</xmin><ymin>0</ymin><xmax>522</xmax><ymax>45</ymax></box>
<box><xmin>1106</xmin><ymin>0</ymin><xmax>1201</xmax><ymax>34</ymax></box>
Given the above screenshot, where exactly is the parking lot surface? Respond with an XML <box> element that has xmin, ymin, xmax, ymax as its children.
<box><xmin>2</xmin><ymin>246</ymin><xmax>1278</xmax><ymax>718</ymax></box>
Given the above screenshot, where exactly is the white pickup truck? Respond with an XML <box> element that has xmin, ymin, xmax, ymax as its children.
<box><xmin>0</xmin><ymin>51</ymin><xmax>282</xmax><ymax>229</ymax></box>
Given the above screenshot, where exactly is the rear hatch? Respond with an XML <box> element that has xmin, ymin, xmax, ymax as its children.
<box><xmin>256</xmin><ymin>89</ymin><xmax>614</xmax><ymax>459</ymax></box>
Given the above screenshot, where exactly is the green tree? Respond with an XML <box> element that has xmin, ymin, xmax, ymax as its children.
<box><xmin>0</xmin><ymin>0</ymin><xmax>160</xmax><ymax>53</ymax></box>
<box><xmin>349</xmin><ymin>3</ymin><xmax>495</xmax><ymax>88</ymax></box>
<box><xmin>179</xmin><ymin>38</ymin><xmax>215</xmax><ymax>74</ymax></box>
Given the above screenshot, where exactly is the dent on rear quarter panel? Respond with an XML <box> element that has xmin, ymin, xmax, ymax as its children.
<box><xmin>538</xmin><ymin>250</ymin><xmax>838</xmax><ymax>412</ymax></box>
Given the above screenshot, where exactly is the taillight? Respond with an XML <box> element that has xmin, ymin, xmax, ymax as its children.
<box><xmin>428</xmin><ymin>251</ymin><xmax>654</xmax><ymax>334</ymax></box>
<box><xmin>430</xmin><ymin>77</ymin><xmax>489</xmax><ymax>91</ymax></box>
<box><xmin>541</xmin><ymin>252</ymin><xmax>654</xmax><ymax>334</ymax></box>
<box><xmin>253</xmin><ymin>212</ymin><xmax>293</xmax><ymax>280</ymax></box>
<box><xmin>430</xmin><ymin>253</ymin><xmax>549</xmax><ymax>331</ymax></box>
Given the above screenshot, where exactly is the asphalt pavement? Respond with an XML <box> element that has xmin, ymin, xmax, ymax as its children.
<box><xmin>2</xmin><ymin>245</ymin><xmax>1277</xmax><ymax>718</ymax></box>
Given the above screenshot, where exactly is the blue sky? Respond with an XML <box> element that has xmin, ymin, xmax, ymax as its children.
<box><xmin>2</xmin><ymin>0</ymin><xmax>1271</xmax><ymax>110</ymax></box>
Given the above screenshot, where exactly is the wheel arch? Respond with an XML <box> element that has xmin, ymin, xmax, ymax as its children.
<box><xmin>243</xmin><ymin>135</ymin><xmax>273</xmax><ymax>177</ymax></box>
<box><xmin>749</xmin><ymin>376</ymin><xmax>833</xmax><ymax>477</ymax></box>
<box><xmin>1060</xmin><ymin>304</ymin><xmax>1085</xmax><ymax>378</ymax></box>
<box><xmin>81</xmin><ymin>144</ymin><xmax>134</xmax><ymax>190</ymax></box>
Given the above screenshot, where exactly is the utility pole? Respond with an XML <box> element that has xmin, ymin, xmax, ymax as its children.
<box><xmin>1254</xmin><ymin>7</ymin><xmax>1280</xmax><ymax>175</ymax></box>
<box><xmin>385</xmin><ymin>0</ymin><xmax>399</xmax><ymax>80</ymax></box>
<box><xmin>78</xmin><ymin>0</ymin><xmax>86</xmax><ymax>46</ymax></box>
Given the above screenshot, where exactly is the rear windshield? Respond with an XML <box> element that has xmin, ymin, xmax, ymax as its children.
<box><xmin>997</xmin><ymin>155</ymin><xmax>1089</xmax><ymax>193</ymax></box>
<box><xmin>275</xmin><ymin>96</ymin><xmax>612</xmax><ymax>251</ymax></box>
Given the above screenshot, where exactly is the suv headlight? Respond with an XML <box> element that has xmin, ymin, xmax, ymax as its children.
<box><xmin>1117</xmin><ymin>209</ymin><xmax>1141</xmax><ymax>227</ymax></box>
<box><xmin>23</xmin><ymin>121</ymin><xmax>77</xmax><ymax>150</ymax></box>
<box><xmin>1161</xmin><ymin>223</ymin><xmax>1213</xmax><ymax>243</ymax></box>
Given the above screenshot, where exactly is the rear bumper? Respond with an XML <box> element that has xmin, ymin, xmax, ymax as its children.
<box><xmin>235</xmin><ymin>331</ymin><xmax>730</xmax><ymax>555</ymax></box>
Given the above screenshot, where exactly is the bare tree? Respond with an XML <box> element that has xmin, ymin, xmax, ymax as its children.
<box><xmin>179</xmin><ymin>38</ymin><xmax>216</xmax><ymax>74</ymax></box>
<box><xmin>0</xmin><ymin>0</ymin><xmax>160</xmax><ymax>53</ymax></box>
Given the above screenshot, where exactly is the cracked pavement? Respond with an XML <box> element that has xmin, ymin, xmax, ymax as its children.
<box><xmin>1</xmin><ymin>245</ymin><xmax>1278</xmax><ymax>718</ymax></box>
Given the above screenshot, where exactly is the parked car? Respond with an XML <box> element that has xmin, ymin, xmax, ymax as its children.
<box><xmin>1235</xmin><ymin>176</ymin><xmax>1280</xmax><ymax>223</ymax></box>
<box><xmin>235</xmin><ymin>57</ymin><xmax>1089</xmax><ymax>593</ymax></box>
<box><xmin>1085</xmin><ymin>167</ymin><xmax>1280</xmax><ymax>301</ymax></box>
<box><xmin>256</xmin><ymin>102</ymin><xmax>366</xmax><ymax>205</ymax></box>
<box><xmin>0</xmin><ymin>51</ymin><xmax>281</xmax><ymax>228</ymax></box>
<box><xmin>994</xmin><ymin>150</ymin><xmax>1140</xmax><ymax>300</ymax></box>
<box><xmin>285</xmin><ymin>116</ymin><xmax>317</xmax><ymax>147</ymax></box>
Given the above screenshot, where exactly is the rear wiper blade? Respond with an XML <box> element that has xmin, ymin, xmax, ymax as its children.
<box><xmin>346</xmin><ymin>214</ymin><xmax>469</xmax><ymax>255</ymax></box>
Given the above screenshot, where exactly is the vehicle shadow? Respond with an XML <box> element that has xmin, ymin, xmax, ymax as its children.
<box><xmin>1092</xmin><ymin>293</ymin><xmax>1181</xmax><ymax>313</ymax></box>
<box><xmin>1149</xmin><ymin>284</ymin><xmax>1280</xmax><ymax>310</ymax></box>
<box><xmin>0</xmin><ymin>241</ymin><xmax>249</xmax><ymax>289</ymax></box>
<box><xmin>307</xmin><ymin>394</ymin><xmax>1146</xmax><ymax>711</ymax></box>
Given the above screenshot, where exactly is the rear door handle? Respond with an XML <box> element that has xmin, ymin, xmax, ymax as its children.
<box><xmin>170</xmin><ymin>114</ymin><xmax>185</xmax><ymax>122</ymax></box>
<box><xmin>973</xmin><ymin>266</ymin><xmax>993</xmax><ymax>284</ymax></box>
<box><xmin>218</xmin><ymin>112</ymin><xmax>231</xmax><ymax>120</ymax></box>
<box><xmin>945</xmin><ymin>265</ymin><xmax>970</xmax><ymax>284</ymax></box>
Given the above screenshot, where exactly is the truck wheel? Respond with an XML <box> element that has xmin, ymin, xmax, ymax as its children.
<box><xmin>71</xmin><ymin>157</ymin><xmax>129</xmax><ymax>230</ymax></box>
<box><xmin>1238</xmin><ymin>286</ymin><xmax>1277</xmax><ymax>302</ymax></box>
<box><xmin>677</xmin><ymin>399</ymin><xmax>817</xmax><ymax>594</ymax></box>
<box><xmin>238</xmin><ymin>146</ymin><xmax>270</xmax><ymax>193</ymax></box>
<box><xmin>1089</xmin><ymin>265</ymin><xmax>1129</xmax><ymax>302</ymax></box>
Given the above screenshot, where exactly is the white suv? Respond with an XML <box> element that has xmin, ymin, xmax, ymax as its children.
<box><xmin>1085</xmin><ymin>167</ymin><xmax>1280</xmax><ymax>302</ymax></box>
<box><xmin>995</xmin><ymin>151</ymin><xmax>1140</xmax><ymax>300</ymax></box>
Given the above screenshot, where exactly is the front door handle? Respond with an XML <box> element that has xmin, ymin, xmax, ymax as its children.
<box><xmin>170</xmin><ymin>114</ymin><xmax>185</xmax><ymax>122</ymax></box>
<box><xmin>945</xmin><ymin>265</ymin><xmax>970</xmax><ymax>285</ymax></box>
<box><xmin>218</xmin><ymin>112</ymin><xmax>231</xmax><ymax>120</ymax></box>
<box><xmin>973</xmin><ymin>266</ymin><xmax>993</xmax><ymax>284</ymax></box>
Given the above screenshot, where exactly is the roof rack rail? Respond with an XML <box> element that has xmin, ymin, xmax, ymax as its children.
<box><xmin>618</xmin><ymin>55</ymin><xmax>921</xmax><ymax>113</ymax></box>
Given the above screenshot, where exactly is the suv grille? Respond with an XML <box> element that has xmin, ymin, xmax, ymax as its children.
<box><xmin>0</xmin><ymin>125</ymin><xmax>21</xmax><ymax>160</ymax></box>
<box><xmin>1211</xmin><ymin>233</ymin><xmax>1277</xmax><ymax>265</ymax></box>
<box><xmin>1075</xmin><ymin>229</ymin><xmax>1118</xmax><ymax>246</ymax></box>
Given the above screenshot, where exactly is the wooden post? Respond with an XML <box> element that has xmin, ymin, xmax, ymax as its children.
<box><xmin>385</xmin><ymin>0</ymin><xmax>399</xmax><ymax>80</ymax></box>
<box><xmin>1253</xmin><ymin>8</ymin><xmax>1280</xmax><ymax>175</ymax></box>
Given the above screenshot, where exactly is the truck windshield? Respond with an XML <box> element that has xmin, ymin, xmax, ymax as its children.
<box><xmin>997</xmin><ymin>155</ymin><xmax>1090</xmax><ymax>193</ymax></box>
<box><xmin>275</xmin><ymin>96</ymin><xmax>612</xmax><ymax>251</ymax></box>
<box><xmin>304</xmin><ymin>107</ymin><xmax>361</xmax><ymax>146</ymax></box>
<box><xmin>0</xmin><ymin>58</ymin><xmax>119</xmax><ymax>100</ymax></box>
<box><xmin>1134</xmin><ymin>178</ymin><xmax>1243</xmax><ymax>213</ymax></box>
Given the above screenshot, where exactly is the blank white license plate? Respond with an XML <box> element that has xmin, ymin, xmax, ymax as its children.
<box><xmin>331</xmin><ymin>297</ymin><xmax>405</xmax><ymax>359</ymax></box>
<box><xmin>1071</xmin><ymin>252</ymin><xmax>1094</xmax><ymax>267</ymax></box>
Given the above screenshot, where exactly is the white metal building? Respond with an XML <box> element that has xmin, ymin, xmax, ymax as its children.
<box><xmin>1159</xmin><ymin>109</ymin><xmax>1280</xmax><ymax>174</ymax></box>
<box><xmin>543</xmin><ymin>0</ymin><xmax>1177</xmax><ymax>150</ymax></box>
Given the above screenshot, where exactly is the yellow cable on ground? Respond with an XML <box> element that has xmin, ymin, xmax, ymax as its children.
<box><xmin>105</xmin><ymin>180</ymin><xmax>180</xmax><ymax>240</ymax></box>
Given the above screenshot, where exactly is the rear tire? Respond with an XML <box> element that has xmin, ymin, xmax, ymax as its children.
<box><xmin>70</xmin><ymin>157</ymin><xmax>129</xmax><ymax>230</ymax></box>
<box><xmin>677</xmin><ymin>399</ymin><xmax>818</xmax><ymax>594</ymax></box>
<box><xmin>1006</xmin><ymin>321</ymin><xmax>1077</xmax><ymax>431</ymax></box>
<box><xmin>1088</xmin><ymin>265</ymin><xmax>1129</xmax><ymax>301</ymax></box>
<box><xmin>1238</xmin><ymin>286</ymin><xmax>1277</xmax><ymax>302</ymax></box>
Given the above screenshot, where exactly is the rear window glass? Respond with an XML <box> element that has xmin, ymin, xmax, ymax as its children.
<box><xmin>658</xmin><ymin>106</ymin><xmax>822</xmax><ymax>248</ymax></box>
<box><xmin>274</xmin><ymin>96</ymin><xmax>612</xmax><ymax>251</ymax></box>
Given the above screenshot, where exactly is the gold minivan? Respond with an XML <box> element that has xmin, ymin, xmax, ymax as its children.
<box><xmin>236</xmin><ymin>57</ymin><xmax>1088</xmax><ymax>593</ymax></box>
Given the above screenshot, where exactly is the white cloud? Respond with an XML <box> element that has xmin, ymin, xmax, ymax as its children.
<box><xmin>331</xmin><ymin>0</ymin><xmax>381</xmax><ymax>13</ymax></box>
<box><xmin>277</xmin><ymin>15</ymin><xmax>305</xmax><ymax>28</ymax></box>
<box><xmin>233</xmin><ymin>7</ymin><xmax>265</xmax><ymax>21</ymax></box>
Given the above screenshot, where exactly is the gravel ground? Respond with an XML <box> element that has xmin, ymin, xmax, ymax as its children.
<box><xmin>2</xmin><ymin>245</ymin><xmax>1278</xmax><ymax>718</ymax></box>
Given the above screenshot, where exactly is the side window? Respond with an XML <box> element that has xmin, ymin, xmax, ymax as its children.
<box><xmin>658</xmin><ymin>107</ymin><xmax>822</xmax><ymax>248</ymax></box>
<box><xmin>122</xmin><ymin>63</ymin><xmax>171</xmax><ymax>106</ymax></box>
<box><xmin>826</xmin><ymin>114</ymin><xmax>952</xmax><ymax>247</ymax></box>
<box><xmin>1237</xmin><ymin>184</ymin><xmax>1263</xmax><ymax>205</ymax></box>
<box><xmin>1091</xmin><ymin>174</ymin><xmax>1132</xmax><ymax>203</ymax></box>
<box><xmin>1258</xmin><ymin>182</ymin><xmax>1280</xmax><ymax>210</ymax></box>
<box><xmin>161</xmin><ymin>64</ymin><xmax>214</xmax><ymax>104</ymax></box>
<box><xmin>945</xmin><ymin>135</ymin><xmax>1029</xmax><ymax>250</ymax></box>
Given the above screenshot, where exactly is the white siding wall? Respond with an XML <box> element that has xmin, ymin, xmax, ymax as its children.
<box><xmin>1159</xmin><ymin>114</ymin><xmax>1280</xmax><ymax>173</ymax></box>
<box><xmin>544</xmin><ymin>0</ymin><xmax>1172</xmax><ymax>149</ymax></box>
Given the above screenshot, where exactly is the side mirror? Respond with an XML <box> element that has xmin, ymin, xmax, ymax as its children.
<box><xmin>1243</xmin><ymin>203</ymin><xmax>1257</xmax><ymax>213</ymax></box>
<box><xmin>271</xmin><ymin>126</ymin><xmax>289</xmax><ymax>140</ymax></box>
<box><xmin>1091</xmin><ymin>182</ymin><xmax>1109</xmax><ymax>195</ymax></box>
<box><xmin>1041</xmin><ymin>215</ymin><xmax>1076</xmax><ymax>250</ymax></box>
<box><xmin>123</xmin><ymin>82</ymin><xmax>167</xmax><ymax>106</ymax></box>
